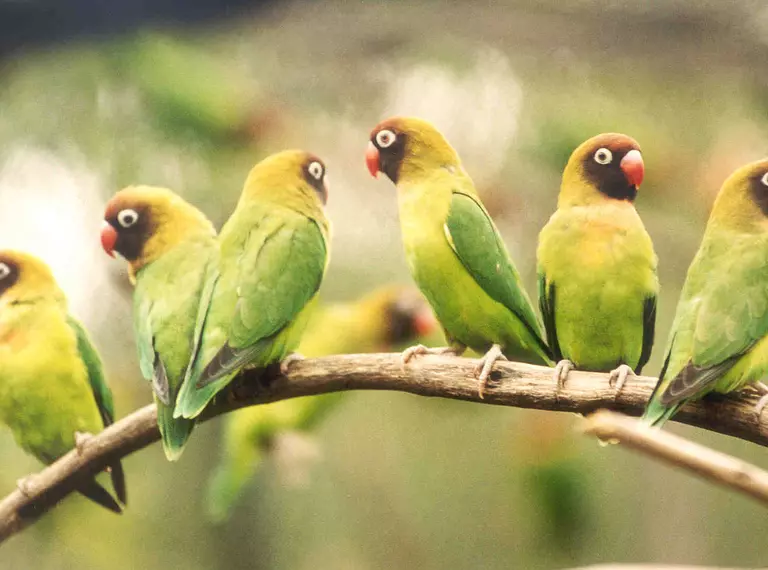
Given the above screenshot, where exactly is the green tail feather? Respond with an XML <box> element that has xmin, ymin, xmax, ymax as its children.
<box><xmin>157</xmin><ymin>401</ymin><xmax>195</xmax><ymax>461</ymax></box>
<box><xmin>641</xmin><ymin>398</ymin><xmax>682</xmax><ymax>428</ymax></box>
<box><xmin>205</xmin><ymin>444</ymin><xmax>262</xmax><ymax>524</ymax></box>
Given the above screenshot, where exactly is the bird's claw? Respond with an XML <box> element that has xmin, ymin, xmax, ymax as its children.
<box><xmin>280</xmin><ymin>353</ymin><xmax>305</xmax><ymax>375</ymax></box>
<box><xmin>16</xmin><ymin>475</ymin><xmax>37</xmax><ymax>497</ymax></box>
<box><xmin>74</xmin><ymin>431</ymin><xmax>94</xmax><ymax>454</ymax></box>
<box><xmin>474</xmin><ymin>344</ymin><xmax>507</xmax><ymax>399</ymax></box>
<box><xmin>400</xmin><ymin>345</ymin><xmax>458</xmax><ymax>369</ymax></box>
<box><xmin>553</xmin><ymin>359</ymin><xmax>573</xmax><ymax>389</ymax></box>
<box><xmin>608</xmin><ymin>364</ymin><xmax>636</xmax><ymax>395</ymax></box>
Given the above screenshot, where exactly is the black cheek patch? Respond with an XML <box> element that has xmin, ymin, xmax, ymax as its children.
<box><xmin>110</xmin><ymin>214</ymin><xmax>153</xmax><ymax>262</ymax></box>
<box><xmin>376</xmin><ymin>134</ymin><xmax>407</xmax><ymax>184</ymax></box>
<box><xmin>582</xmin><ymin>153</ymin><xmax>637</xmax><ymax>201</ymax></box>
<box><xmin>0</xmin><ymin>261</ymin><xmax>19</xmax><ymax>297</ymax></box>
<box><xmin>750</xmin><ymin>174</ymin><xmax>768</xmax><ymax>216</ymax></box>
<box><xmin>304</xmin><ymin>172</ymin><xmax>327</xmax><ymax>204</ymax></box>
<box><xmin>386</xmin><ymin>303</ymin><xmax>417</xmax><ymax>344</ymax></box>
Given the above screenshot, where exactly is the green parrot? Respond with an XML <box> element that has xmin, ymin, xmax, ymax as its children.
<box><xmin>0</xmin><ymin>251</ymin><xmax>126</xmax><ymax>512</ymax></box>
<box><xmin>175</xmin><ymin>150</ymin><xmax>331</xmax><ymax>419</ymax></box>
<box><xmin>644</xmin><ymin>158</ymin><xmax>768</xmax><ymax>426</ymax></box>
<box><xmin>537</xmin><ymin>133</ymin><xmax>658</xmax><ymax>391</ymax></box>
<box><xmin>366</xmin><ymin>116</ymin><xmax>551</xmax><ymax>398</ymax></box>
<box><xmin>206</xmin><ymin>285</ymin><xmax>437</xmax><ymax>522</ymax></box>
<box><xmin>101</xmin><ymin>185</ymin><xmax>217</xmax><ymax>460</ymax></box>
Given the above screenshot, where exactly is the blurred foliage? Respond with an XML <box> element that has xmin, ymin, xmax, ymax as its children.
<box><xmin>1</xmin><ymin>1</ymin><xmax>768</xmax><ymax>568</ymax></box>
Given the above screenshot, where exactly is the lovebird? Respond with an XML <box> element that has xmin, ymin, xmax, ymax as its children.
<box><xmin>206</xmin><ymin>285</ymin><xmax>437</xmax><ymax>522</ymax></box>
<box><xmin>366</xmin><ymin>116</ymin><xmax>551</xmax><ymax>397</ymax></box>
<box><xmin>0</xmin><ymin>251</ymin><xmax>126</xmax><ymax>512</ymax></box>
<box><xmin>537</xmin><ymin>133</ymin><xmax>658</xmax><ymax>391</ymax></box>
<box><xmin>644</xmin><ymin>158</ymin><xmax>768</xmax><ymax>426</ymax></box>
<box><xmin>175</xmin><ymin>150</ymin><xmax>331</xmax><ymax>419</ymax></box>
<box><xmin>101</xmin><ymin>185</ymin><xmax>217</xmax><ymax>460</ymax></box>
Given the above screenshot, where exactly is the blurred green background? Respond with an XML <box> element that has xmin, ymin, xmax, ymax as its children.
<box><xmin>1</xmin><ymin>1</ymin><xmax>768</xmax><ymax>568</ymax></box>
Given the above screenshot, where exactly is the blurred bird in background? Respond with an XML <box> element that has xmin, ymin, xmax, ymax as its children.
<box><xmin>206</xmin><ymin>285</ymin><xmax>438</xmax><ymax>522</ymax></box>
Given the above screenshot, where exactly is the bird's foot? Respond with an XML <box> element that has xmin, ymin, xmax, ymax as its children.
<box><xmin>16</xmin><ymin>475</ymin><xmax>37</xmax><ymax>497</ymax></box>
<box><xmin>753</xmin><ymin>382</ymin><xmax>768</xmax><ymax>419</ymax></box>
<box><xmin>553</xmin><ymin>359</ymin><xmax>574</xmax><ymax>389</ymax></box>
<box><xmin>74</xmin><ymin>431</ymin><xmax>94</xmax><ymax>455</ymax></box>
<box><xmin>280</xmin><ymin>353</ymin><xmax>305</xmax><ymax>375</ymax></box>
<box><xmin>400</xmin><ymin>345</ymin><xmax>460</xmax><ymax>368</ymax></box>
<box><xmin>474</xmin><ymin>344</ymin><xmax>507</xmax><ymax>399</ymax></box>
<box><xmin>608</xmin><ymin>364</ymin><xmax>636</xmax><ymax>395</ymax></box>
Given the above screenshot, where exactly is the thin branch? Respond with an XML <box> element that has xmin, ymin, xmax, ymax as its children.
<box><xmin>1</xmin><ymin>353</ymin><xmax>767</xmax><ymax>544</ymax></box>
<box><xmin>582</xmin><ymin>410</ymin><xmax>768</xmax><ymax>506</ymax></box>
<box><xmin>569</xmin><ymin>566</ymin><xmax>753</xmax><ymax>570</ymax></box>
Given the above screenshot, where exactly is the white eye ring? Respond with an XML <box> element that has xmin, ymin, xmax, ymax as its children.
<box><xmin>376</xmin><ymin>129</ymin><xmax>396</xmax><ymax>148</ymax></box>
<box><xmin>307</xmin><ymin>161</ymin><xmax>324</xmax><ymax>180</ymax></box>
<box><xmin>117</xmin><ymin>209</ymin><xmax>139</xmax><ymax>228</ymax></box>
<box><xmin>761</xmin><ymin>172</ymin><xmax>768</xmax><ymax>187</ymax></box>
<box><xmin>0</xmin><ymin>263</ymin><xmax>10</xmax><ymax>280</ymax></box>
<box><xmin>594</xmin><ymin>147</ymin><xmax>613</xmax><ymax>165</ymax></box>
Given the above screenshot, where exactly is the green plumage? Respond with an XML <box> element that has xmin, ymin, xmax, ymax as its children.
<box><xmin>643</xmin><ymin>159</ymin><xmax>768</xmax><ymax>426</ymax></box>
<box><xmin>0</xmin><ymin>252</ymin><xmax>125</xmax><ymax>512</ymax></box>
<box><xmin>133</xmin><ymin>238</ymin><xmax>216</xmax><ymax>460</ymax></box>
<box><xmin>103</xmin><ymin>185</ymin><xmax>218</xmax><ymax>461</ymax></box>
<box><xmin>175</xmin><ymin>150</ymin><xmax>331</xmax><ymax>419</ymax></box>
<box><xmin>538</xmin><ymin>203</ymin><xmax>657</xmax><ymax>371</ymax></box>
<box><xmin>372</xmin><ymin>117</ymin><xmax>550</xmax><ymax>365</ymax></box>
<box><xmin>537</xmin><ymin>134</ymin><xmax>658</xmax><ymax>376</ymax></box>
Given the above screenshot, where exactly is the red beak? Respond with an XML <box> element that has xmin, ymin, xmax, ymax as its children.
<box><xmin>620</xmin><ymin>149</ymin><xmax>644</xmax><ymax>188</ymax></box>
<box><xmin>100</xmin><ymin>222</ymin><xmax>117</xmax><ymax>258</ymax></box>
<box><xmin>366</xmin><ymin>141</ymin><xmax>380</xmax><ymax>178</ymax></box>
<box><xmin>413</xmin><ymin>306</ymin><xmax>438</xmax><ymax>337</ymax></box>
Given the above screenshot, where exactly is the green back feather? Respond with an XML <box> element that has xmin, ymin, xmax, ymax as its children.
<box><xmin>176</xmin><ymin>204</ymin><xmax>328</xmax><ymax>419</ymax></box>
<box><xmin>445</xmin><ymin>192</ymin><xmax>550</xmax><ymax>360</ymax></box>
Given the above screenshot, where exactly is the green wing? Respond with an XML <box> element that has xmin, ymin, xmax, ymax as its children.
<box><xmin>176</xmin><ymin>212</ymin><xmax>327</xmax><ymax>422</ymax></box>
<box><xmin>538</xmin><ymin>276</ymin><xmax>562</xmax><ymax>361</ymax></box>
<box><xmin>661</xmin><ymin>245</ymin><xmax>768</xmax><ymax>404</ymax></box>
<box><xmin>66</xmin><ymin>316</ymin><xmax>127</xmax><ymax>505</ymax></box>
<box><xmin>67</xmin><ymin>316</ymin><xmax>114</xmax><ymax>425</ymax></box>
<box><xmin>133</xmin><ymin>295</ymin><xmax>171</xmax><ymax>405</ymax></box>
<box><xmin>445</xmin><ymin>192</ymin><xmax>550</xmax><ymax>359</ymax></box>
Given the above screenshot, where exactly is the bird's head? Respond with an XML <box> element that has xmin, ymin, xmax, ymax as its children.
<box><xmin>0</xmin><ymin>250</ymin><xmax>63</xmax><ymax>306</ymax></box>
<box><xmin>560</xmin><ymin>133</ymin><xmax>644</xmax><ymax>207</ymax></box>
<box><xmin>102</xmin><ymin>185</ymin><xmax>216</xmax><ymax>277</ymax></box>
<box><xmin>240</xmin><ymin>150</ymin><xmax>329</xmax><ymax>222</ymax></box>
<box><xmin>366</xmin><ymin>117</ymin><xmax>461</xmax><ymax>184</ymax></box>
<box><xmin>709</xmin><ymin>158</ymin><xmax>768</xmax><ymax>232</ymax></box>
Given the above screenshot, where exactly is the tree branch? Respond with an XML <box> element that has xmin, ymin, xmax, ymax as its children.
<box><xmin>1</xmin><ymin>353</ymin><xmax>766</xmax><ymax>544</ymax></box>
<box><xmin>582</xmin><ymin>410</ymin><xmax>768</xmax><ymax>506</ymax></box>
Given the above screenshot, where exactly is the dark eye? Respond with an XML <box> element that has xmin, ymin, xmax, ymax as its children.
<box><xmin>762</xmin><ymin>172</ymin><xmax>768</xmax><ymax>187</ymax></box>
<box><xmin>0</xmin><ymin>263</ymin><xmax>10</xmax><ymax>280</ymax></box>
<box><xmin>594</xmin><ymin>148</ymin><xmax>613</xmax><ymax>165</ymax></box>
<box><xmin>117</xmin><ymin>209</ymin><xmax>139</xmax><ymax>228</ymax></box>
<box><xmin>376</xmin><ymin>129</ymin><xmax>396</xmax><ymax>148</ymax></box>
<box><xmin>307</xmin><ymin>161</ymin><xmax>324</xmax><ymax>180</ymax></box>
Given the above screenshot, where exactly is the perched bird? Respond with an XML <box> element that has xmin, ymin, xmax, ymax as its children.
<box><xmin>206</xmin><ymin>285</ymin><xmax>437</xmax><ymax>522</ymax></box>
<box><xmin>366</xmin><ymin>116</ymin><xmax>550</xmax><ymax>397</ymax></box>
<box><xmin>101</xmin><ymin>185</ymin><xmax>217</xmax><ymax>460</ymax></box>
<box><xmin>537</xmin><ymin>133</ymin><xmax>658</xmax><ymax>391</ymax></box>
<box><xmin>644</xmin><ymin>159</ymin><xmax>768</xmax><ymax>426</ymax></box>
<box><xmin>175</xmin><ymin>150</ymin><xmax>331</xmax><ymax>419</ymax></box>
<box><xmin>0</xmin><ymin>251</ymin><xmax>126</xmax><ymax>512</ymax></box>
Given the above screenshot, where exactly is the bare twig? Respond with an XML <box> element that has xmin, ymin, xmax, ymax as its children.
<box><xmin>583</xmin><ymin>410</ymin><xmax>768</xmax><ymax>506</ymax></box>
<box><xmin>1</xmin><ymin>353</ymin><xmax>767</xmax><ymax>544</ymax></box>
<box><xmin>569</xmin><ymin>566</ymin><xmax>753</xmax><ymax>570</ymax></box>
